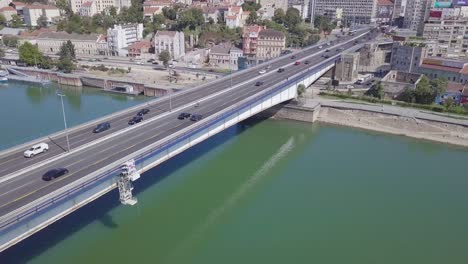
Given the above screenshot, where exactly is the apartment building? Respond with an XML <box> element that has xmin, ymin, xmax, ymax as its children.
<box><xmin>423</xmin><ymin>7</ymin><xmax>468</xmax><ymax>58</ymax></box>
<box><xmin>256</xmin><ymin>29</ymin><xmax>286</xmax><ymax>59</ymax></box>
<box><xmin>70</xmin><ymin>0</ymin><xmax>128</xmax><ymax>15</ymax></box>
<box><xmin>309</xmin><ymin>0</ymin><xmax>378</xmax><ymax>25</ymax></box>
<box><xmin>390</xmin><ymin>42</ymin><xmax>428</xmax><ymax>73</ymax></box>
<box><xmin>80</xmin><ymin>1</ymin><xmax>97</xmax><ymax>16</ymax></box>
<box><xmin>153</xmin><ymin>30</ymin><xmax>185</xmax><ymax>59</ymax></box>
<box><xmin>0</xmin><ymin>6</ymin><xmax>17</xmax><ymax>21</ymax></box>
<box><xmin>107</xmin><ymin>23</ymin><xmax>144</xmax><ymax>56</ymax></box>
<box><xmin>403</xmin><ymin>0</ymin><xmax>435</xmax><ymax>35</ymax></box>
<box><xmin>242</xmin><ymin>25</ymin><xmax>265</xmax><ymax>57</ymax></box>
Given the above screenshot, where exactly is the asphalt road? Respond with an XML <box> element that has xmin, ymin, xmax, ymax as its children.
<box><xmin>0</xmin><ymin>29</ymin><xmax>377</xmax><ymax>218</ymax></box>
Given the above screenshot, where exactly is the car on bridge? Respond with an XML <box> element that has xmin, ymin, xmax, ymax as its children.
<box><xmin>291</xmin><ymin>55</ymin><xmax>296</xmax><ymax>59</ymax></box>
<box><xmin>23</xmin><ymin>143</ymin><xmax>49</xmax><ymax>158</ymax></box>
<box><xmin>137</xmin><ymin>108</ymin><xmax>150</xmax><ymax>116</ymax></box>
<box><xmin>93</xmin><ymin>122</ymin><xmax>110</xmax><ymax>133</ymax></box>
<box><xmin>128</xmin><ymin>116</ymin><xmax>143</xmax><ymax>125</ymax></box>
<box><xmin>277</xmin><ymin>68</ymin><xmax>285</xmax><ymax>73</ymax></box>
<box><xmin>42</xmin><ymin>168</ymin><xmax>69</xmax><ymax>181</ymax></box>
<box><xmin>190</xmin><ymin>114</ymin><xmax>203</xmax><ymax>121</ymax></box>
<box><xmin>294</xmin><ymin>61</ymin><xmax>301</xmax><ymax>65</ymax></box>
<box><xmin>258</xmin><ymin>69</ymin><xmax>267</xmax><ymax>74</ymax></box>
<box><xmin>255</xmin><ymin>81</ymin><xmax>264</xmax><ymax>86</ymax></box>
<box><xmin>304</xmin><ymin>60</ymin><xmax>310</xmax><ymax>65</ymax></box>
<box><xmin>178</xmin><ymin>112</ymin><xmax>191</xmax><ymax>120</ymax></box>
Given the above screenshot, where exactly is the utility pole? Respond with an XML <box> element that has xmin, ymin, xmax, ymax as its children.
<box><xmin>57</xmin><ymin>93</ymin><xmax>70</xmax><ymax>152</ymax></box>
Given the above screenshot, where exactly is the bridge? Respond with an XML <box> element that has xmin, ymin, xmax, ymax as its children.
<box><xmin>0</xmin><ymin>28</ymin><xmax>377</xmax><ymax>251</ymax></box>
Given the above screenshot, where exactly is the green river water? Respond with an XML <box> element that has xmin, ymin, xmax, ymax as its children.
<box><xmin>1</xmin><ymin>82</ymin><xmax>468</xmax><ymax>263</ymax></box>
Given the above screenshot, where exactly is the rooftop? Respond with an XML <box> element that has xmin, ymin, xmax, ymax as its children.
<box><xmin>155</xmin><ymin>30</ymin><xmax>177</xmax><ymax>37</ymax></box>
<box><xmin>210</xmin><ymin>44</ymin><xmax>231</xmax><ymax>55</ymax></box>
<box><xmin>377</xmin><ymin>0</ymin><xmax>394</xmax><ymax>6</ymax></box>
<box><xmin>36</xmin><ymin>31</ymin><xmax>103</xmax><ymax>41</ymax></box>
<box><xmin>81</xmin><ymin>1</ymin><xmax>94</xmax><ymax>7</ymax></box>
<box><xmin>259</xmin><ymin>29</ymin><xmax>285</xmax><ymax>39</ymax></box>
<box><xmin>128</xmin><ymin>40</ymin><xmax>151</xmax><ymax>50</ymax></box>
<box><xmin>0</xmin><ymin>6</ymin><xmax>16</xmax><ymax>12</ymax></box>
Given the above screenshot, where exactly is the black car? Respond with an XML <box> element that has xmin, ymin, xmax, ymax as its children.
<box><xmin>277</xmin><ymin>68</ymin><xmax>285</xmax><ymax>73</ymax></box>
<box><xmin>255</xmin><ymin>81</ymin><xmax>264</xmax><ymax>86</ymax></box>
<box><xmin>42</xmin><ymin>168</ymin><xmax>69</xmax><ymax>181</ymax></box>
<box><xmin>178</xmin><ymin>112</ymin><xmax>191</xmax><ymax>120</ymax></box>
<box><xmin>137</xmin><ymin>108</ymin><xmax>150</xmax><ymax>116</ymax></box>
<box><xmin>291</xmin><ymin>55</ymin><xmax>296</xmax><ymax>59</ymax></box>
<box><xmin>93</xmin><ymin>122</ymin><xmax>110</xmax><ymax>133</ymax></box>
<box><xmin>304</xmin><ymin>60</ymin><xmax>310</xmax><ymax>65</ymax></box>
<box><xmin>128</xmin><ymin>116</ymin><xmax>143</xmax><ymax>125</ymax></box>
<box><xmin>322</xmin><ymin>54</ymin><xmax>330</xmax><ymax>59</ymax></box>
<box><xmin>325</xmin><ymin>49</ymin><xmax>330</xmax><ymax>52</ymax></box>
<box><xmin>190</xmin><ymin>114</ymin><xmax>203</xmax><ymax>121</ymax></box>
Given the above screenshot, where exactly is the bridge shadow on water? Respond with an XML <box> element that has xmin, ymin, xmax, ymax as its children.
<box><xmin>0</xmin><ymin>113</ymin><xmax>274</xmax><ymax>264</ymax></box>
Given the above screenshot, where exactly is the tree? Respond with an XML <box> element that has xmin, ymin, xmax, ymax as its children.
<box><xmin>19</xmin><ymin>42</ymin><xmax>44</xmax><ymax>66</ymax></box>
<box><xmin>297</xmin><ymin>84</ymin><xmax>306</xmax><ymax>97</ymax></box>
<box><xmin>412</xmin><ymin>76</ymin><xmax>447</xmax><ymax>104</ymax></box>
<box><xmin>273</xmin><ymin>8</ymin><xmax>285</xmax><ymax>24</ymax></box>
<box><xmin>37</xmin><ymin>15</ymin><xmax>48</xmax><ymax>28</ymax></box>
<box><xmin>162</xmin><ymin>7</ymin><xmax>177</xmax><ymax>20</ymax></box>
<box><xmin>56</xmin><ymin>0</ymin><xmax>72</xmax><ymax>15</ymax></box>
<box><xmin>0</xmin><ymin>14</ymin><xmax>6</xmax><ymax>28</ymax></box>
<box><xmin>365</xmin><ymin>81</ymin><xmax>385</xmax><ymax>99</ymax></box>
<box><xmin>59</xmin><ymin>40</ymin><xmax>76</xmax><ymax>60</ymax></box>
<box><xmin>0</xmin><ymin>48</ymin><xmax>5</xmax><ymax>58</ymax></box>
<box><xmin>241</xmin><ymin>2</ymin><xmax>261</xmax><ymax>12</ymax></box>
<box><xmin>3</xmin><ymin>35</ymin><xmax>18</xmax><ymax>47</ymax></box>
<box><xmin>11</xmin><ymin>15</ymin><xmax>22</xmax><ymax>28</ymax></box>
<box><xmin>208</xmin><ymin>17</ymin><xmax>214</xmax><ymax>25</ymax></box>
<box><xmin>246</xmin><ymin>11</ymin><xmax>258</xmax><ymax>25</ymax></box>
<box><xmin>57</xmin><ymin>57</ymin><xmax>76</xmax><ymax>73</ymax></box>
<box><xmin>109</xmin><ymin>6</ymin><xmax>117</xmax><ymax>17</ymax></box>
<box><xmin>158</xmin><ymin>50</ymin><xmax>171</xmax><ymax>67</ymax></box>
<box><xmin>285</xmin><ymin>8</ymin><xmax>302</xmax><ymax>28</ymax></box>
<box><xmin>153</xmin><ymin>14</ymin><xmax>166</xmax><ymax>25</ymax></box>
<box><xmin>217</xmin><ymin>12</ymin><xmax>225</xmax><ymax>25</ymax></box>
<box><xmin>176</xmin><ymin>8</ymin><xmax>204</xmax><ymax>30</ymax></box>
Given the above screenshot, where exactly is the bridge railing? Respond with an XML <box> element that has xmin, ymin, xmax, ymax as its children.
<box><xmin>0</xmin><ymin>38</ymin><xmax>366</xmax><ymax>232</ymax></box>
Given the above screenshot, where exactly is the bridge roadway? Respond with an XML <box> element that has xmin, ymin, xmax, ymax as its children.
<box><xmin>0</xmin><ymin>29</ymin><xmax>376</xmax><ymax>218</ymax></box>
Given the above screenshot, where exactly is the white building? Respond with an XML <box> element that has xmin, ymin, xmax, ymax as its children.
<box><xmin>153</xmin><ymin>31</ymin><xmax>185</xmax><ymax>60</ymax></box>
<box><xmin>0</xmin><ymin>0</ymin><xmax>12</xmax><ymax>9</ymax></box>
<box><xmin>309</xmin><ymin>0</ymin><xmax>378</xmax><ymax>25</ymax></box>
<box><xmin>80</xmin><ymin>1</ymin><xmax>97</xmax><ymax>16</ymax></box>
<box><xmin>26</xmin><ymin>31</ymin><xmax>108</xmax><ymax>55</ymax></box>
<box><xmin>107</xmin><ymin>23</ymin><xmax>144</xmax><ymax>56</ymax></box>
<box><xmin>23</xmin><ymin>5</ymin><xmax>60</xmax><ymax>27</ymax></box>
<box><xmin>23</xmin><ymin>5</ymin><xmax>44</xmax><ymax>27</ymax></box>
<box><xmin>0</xmin><ymin>6</ymin><xmax>17</xmax><ymax>21</ymax></box>
<box><xmin>70</xmin><ymin>0</ymin><xmax>127</xmax><ymax>14</ymax></box>
<box><xmin>225</xmin><ymin>6</ymin><xmax>244</xmax><ymax>29</ymax></box>
<box><xmin>403</xmin><ymin>0</ymin><xmax>435</xmax><ymax>35</ymax></box>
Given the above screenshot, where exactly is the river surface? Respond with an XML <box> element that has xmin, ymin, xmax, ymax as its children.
<box><xmin>0</xmin><ymin>81</ymin><xmax>150</xmax><ymax>150</ymax></box>
<box><xmin>1</xmin><ymin>81</ymin><xmax>468</xmax><ymax>264</ymax></box>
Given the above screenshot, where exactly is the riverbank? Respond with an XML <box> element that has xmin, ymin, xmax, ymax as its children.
<box><xmin>318</xmin><ymin>107</ymin><xmax>468</xmax><ymax>147</ymax></box>
<box><xmin>264</xmin><ymin>99</ymin><xmax>468</xmax><ymax>148</ymax></box>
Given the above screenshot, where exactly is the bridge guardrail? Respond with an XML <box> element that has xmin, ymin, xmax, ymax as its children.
<box><xmin>0</xmin><ymin>55</ymin><xmax>343</xmax><ymax>231</ymax></box>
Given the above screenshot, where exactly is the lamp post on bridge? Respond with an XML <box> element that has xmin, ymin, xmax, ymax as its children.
<box><xmin>57</xmin><ymin>93</ymin><xmax>70</xmax><ymax>152</ymax></box>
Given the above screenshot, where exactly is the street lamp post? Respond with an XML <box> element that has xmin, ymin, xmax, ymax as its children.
<box><xmin>57</xmin><ymin>93</ymin><xmax>70</xmax><ymax>152</ymax></box>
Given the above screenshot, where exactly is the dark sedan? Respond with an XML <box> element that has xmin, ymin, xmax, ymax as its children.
<box><xmin>178</xmin><ymin>112</ymin><xmax>191</xmax><ymax>120</ymax></box>
<box><xmin>277</xmin><ymin>68</ymin><xmax>285</xmax><ymax>73</ymax></box>
<box><xmin>42</xmin><ymin>168</ymin><xmax>69</xmax><ymax>181</ymax></box>
<box><xmin>137</xmin><ymin>108</ymin><xmax>150</xmax><ymax>116</ymax></box>
<box><xmin>190</xmin><ymin>114</ymin><xmax>203</xmax><ymax>121</ymax></box>
<box><xmin>255</xmin><ymin>81</ymin><xmax>264</xmax><ymax>86</ymax></box>
<box><xmin>93</xmin><ymin>122</ymin><xmax>110</xmax><ymax>133</ymax></box>
<box><xmin>128</xmin><ymin>116</ymin><xmax>143</xmax><ymax>125</ymax></box>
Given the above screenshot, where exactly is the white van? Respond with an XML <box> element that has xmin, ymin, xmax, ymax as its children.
<box><xmin>24</xmin><ymin>143</ymin><xmax>49</xmax><ymax>158</ymax></box>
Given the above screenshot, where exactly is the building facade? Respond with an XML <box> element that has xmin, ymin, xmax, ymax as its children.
<box><xmin>80</xmin><ymin>1</ymin><xmax>97</xmax><ymax>16</ymax></box>
<box><xmin>127</xmin><ymin>40</ymin><xmax>152</xmax><ymax>59</ymax></box>
<box><xmin>335</xmin><ymin>52</ymin><xmax>360</xmax><ymax>82</ymax></box>
<box><xmin>423</xmin><ymin>7</ymin><xmax>468</xmax><ymax>58</ymax></box>
<box><xmin>242</xmin><ymin>25</ymin><xmax>265</xmax><ymax>57</ymax></box>
<box><xmin>309</xmin><ymin>0</ymin><xmax>378</xmax><ymax>26</ymax></box>
<box><xmin>256</xmin><ymin>29</ymin><xmax>286</xmax><ymax>59</ymax></box>
<box><xmin>153</xmin><ymin>30</ymin><xmax>185</xmax><ymax>60</ymax></box>
<box><xmin>376</xmin><ymin>0</ymin><xmax>394</xmax><ymax>24</ymax></box>
<box><xmin>390</xmin><ymin>42</ymin><xmax>428</xmax><ymax>73</ymax></box>
<box><xmin>107</xmin><ymin>23</ymin><xmax>144</xmax><ymax>56</ymax></box>
<box><xmin>30</xmin><ymin>31</ymin><xmax>108</xmax><ymax>55</ymax></box>
<box><xmin>403</xmin><ymin>0</ymin><xmax>435</xmax><ymax>35</ymax></box>
<box><xmin>70</xmin><ymin>0</ymin><xmax>127</xmax><ymax>15</ymax></box>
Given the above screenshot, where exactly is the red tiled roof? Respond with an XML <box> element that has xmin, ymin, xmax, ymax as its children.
<box><xmin>459</xmin><ymin>64</ymin><xmax>468</xmax><ymax>75</ymax></box>
<box><xmin>420</xmin><ymin>63</ymin><xmax>462</xmax><ymax>73</ymax></box>
<box><xmin>128</xmin><ymin>40</ymin><xmax>151</xmax><ymax>50</ymax></box>
<box><xmin>155</xmin><ymin>30</ymin><xmax>177</xmax><ymax>37</ymax></box>
<box><xmin>0</xmin><ymin>6</ymin><xmax>16</xmax><ymax>12</ymax></box>
<box><xmin>446</xmin><ymin>82</ymin><xmax>465</xmax><ymax>93</ymax></box>
<box><xmin>11</xmin><ymin>2</ymin><xmax>26</xmax><ymax>6</ymax></box>
<box><xmin>144</xmin><ymin>7</ymin><xmax>160</xmax><ymax>14</ymax></box>
<box><xmin>82</xmin><ymin>1</ymin><xmax>94</xmax><ymax>7</ymax></box>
